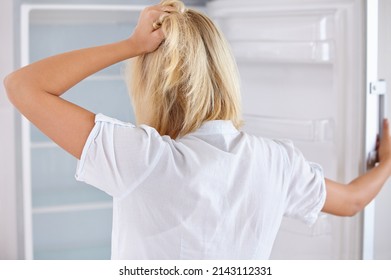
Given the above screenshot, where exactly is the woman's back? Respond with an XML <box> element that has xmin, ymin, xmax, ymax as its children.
<box><xmin>76</xmin><ymin>114</ymin><xmax>325</xmax><ymax>259</ymax></box>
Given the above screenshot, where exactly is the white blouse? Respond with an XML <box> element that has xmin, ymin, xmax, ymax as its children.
<box><xmin>75</xmin><ymin>113</ymin><xmax>326</xmax><ymax>259</ymax></box>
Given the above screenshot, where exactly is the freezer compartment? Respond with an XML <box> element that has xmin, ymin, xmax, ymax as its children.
<box><xmin>31</xmin><ymin>145</ymin><xmax>112</xmax><ymax>208</ymax></box>
<box><xmin>32</xmin><ymin>208</ymin><xmax>112</xmax><ymax>260</ymax></box>
<box><xmin>30</xmin><ymin>79</ymin><xmax>134</xmax><ymax>143</ymax></box>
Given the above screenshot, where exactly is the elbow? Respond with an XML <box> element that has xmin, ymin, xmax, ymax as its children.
<box><xmin>3</xmin><ymin>71</ymin><xmax>31</xmax><ymax>107</ymax></box>
<box><xmin>3</xmin><ymin>72</ymin><xmax>19</xmax><ymax>105</ymax></box>
<box><xmin>345</xmin><ymin>203</ymin><xmax>361</xmax><ymax>217</ymax></box>
<box><xmin>345</xmin><ymin>193</ymin><xmax>365</xmax><ymax>217</ymax></box>
<box><xmin>323</xmin><ymin>179</ymin><xmax>367</xmax><ymax>217</ymax></box>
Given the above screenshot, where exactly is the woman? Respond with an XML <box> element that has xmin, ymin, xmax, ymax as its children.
<box><xmin>4</xmin><ymin>0</ymin><xmax>391</xmax><ymax>259</ymax></box>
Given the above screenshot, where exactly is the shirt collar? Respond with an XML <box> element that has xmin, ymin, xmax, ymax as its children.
<box><xmin>188</xmin><ymin>120</ymin><xmax>239</xmax><ymax>136</ymax></box>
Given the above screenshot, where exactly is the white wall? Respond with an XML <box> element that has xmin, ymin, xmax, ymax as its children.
<box><xmin>0</xmin><ymin>0</ymin><xmax>18</xmax><ymax>259</ymax></box>
<box><xmin>374</xmin><ymin>0</ymin><xmax>391</xmax><ymax>260</ymax></box>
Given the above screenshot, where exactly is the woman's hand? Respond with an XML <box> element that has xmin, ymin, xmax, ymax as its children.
<box><xmin>129</xmin><ymin>5</ymin><xmax>173</xmax><ymax>56</ymax></box>
<box><xmin>323</xmin><ymin>118</ymin><xmax>391</xmax><ymax>217</ymax></box>
<box><xmin>378</xmin><ymin>119</ymin><xmax>391</xmax><ymax>170</ymax></box>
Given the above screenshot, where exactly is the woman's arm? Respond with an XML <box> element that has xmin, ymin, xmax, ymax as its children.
<box><xmin>3</xmin><ymin>5</ymin><xmax>170</xmax><ymax>159</ymax></box>
<box><xmin>323</xmin><ymin>119</ymin><xmax>391</xmax><ymax>216</ymax></box>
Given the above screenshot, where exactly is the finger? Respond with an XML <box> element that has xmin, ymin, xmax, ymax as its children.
<box><xmin>157</xmin><ymin>4</ymin><xmax>177</xmax><ymax>12</ymax></box>
<box><xmin>152</xmin><ymin>12</ymin><xmax>170</xmax><ymax>30</ymax></box>
<box><xmin>153</xmin><ymin>27</ymin><xmax>165</xmax><ymax>41</ymax></box>
<box><xmin>149</xmin><ymin>4</ymin><xmax>176</xmax><ymax>13</ymax></box>
<box><xmin>162</xmin><ymin>6</ymin><xmax>176</xmax><ymax>13</ymax></box>
<box><xmin>382</xmin><ymin>119</ymin><xmax>390</xmax><ymax>139</ymax></box>
<box><xmin>152</xmin><ymin>21</ymin><xmax>161</xmax><ymax>30</ymax></box>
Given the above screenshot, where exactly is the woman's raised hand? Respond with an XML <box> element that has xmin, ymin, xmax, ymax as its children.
<box><xmin>129</xmin><ymin>5</ymin><xmax>174</xmax><ymax>56</ymax></box>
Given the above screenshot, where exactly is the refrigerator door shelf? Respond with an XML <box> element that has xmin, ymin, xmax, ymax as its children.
<box><xmin>231</xmin><ymin>40</ymin><xmax>333</xmax><ymax>64</ymax></box>
<box><xmin>215</xmin><ymin>14</ymin><xmax>335</xmax><ymax>42</ymax></box>
<box><xmin>243</xmin><ymin>115</ymin><xmax>333</xmax><ymax>142</ymax></box>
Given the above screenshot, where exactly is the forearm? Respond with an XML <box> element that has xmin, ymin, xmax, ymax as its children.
<box><xmin>324</xmin><ymin>161</ymin><xmax>391</xmax><ymax>216</ymax></box>
<box><xmin>323</xmin><ymin>120</ymin><xmax>391</xmax><ymax>216</ymax></box>
<box><xmin>347</xmin><ymin>161</ymin><xmax>391</xmax><ymax>210</ymax></box>
<box><xmin>6</xmin><ymin>38</ymin><xmax>138</xmax><ymax>98</ymax></box>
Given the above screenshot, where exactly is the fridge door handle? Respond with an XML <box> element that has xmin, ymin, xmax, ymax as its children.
<box><xmin>367</xmin><ymin>80</ymin><xmax>387</xmax><ymax>168</ymax></box>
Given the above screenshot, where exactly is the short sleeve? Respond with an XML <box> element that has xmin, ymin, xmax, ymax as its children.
<box><xmin>75</xmin><ymin>114</ymin><xmax>165</xmax><ymax>198</ymax></box>
<box><xmin>279</xmin><ymin>140</ymin><xmax>326</xmax><ymax>226</ymax></box>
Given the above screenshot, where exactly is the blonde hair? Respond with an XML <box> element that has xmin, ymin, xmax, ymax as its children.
<box><xmin>127</xmin><ymin>0</ymin><xmax>242</xmax><ymax>138</ymax></box>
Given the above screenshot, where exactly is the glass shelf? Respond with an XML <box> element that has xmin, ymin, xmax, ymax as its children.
<box><xmin>31</xmin><ymin>147</ymin><xmax>79</xmax><ymax>190</ymax></box>
<box><xmin>31</xmin><ymin>144</ymin><xmax>112</xmax><ymax>212</ymax></box>
<box><xmin>32</xmin><ymin>186</ymin><xmax>112</xmax><ymax>211</ymax></box>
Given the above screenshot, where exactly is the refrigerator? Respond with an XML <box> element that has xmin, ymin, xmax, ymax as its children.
<box><xmin>19</xmin><ymin>0</ymin><xmax>385</xmax><ymax>259</ymax></box>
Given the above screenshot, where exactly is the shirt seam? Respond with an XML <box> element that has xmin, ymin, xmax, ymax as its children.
<box><xmin>95</xmin><ymin>113</ymin><xmax>135</xmax><ymax>127</ymax></box>
<box><xmin>303</xmin><ymin>177</ymin><xmax>327</xmax><ymax>225</ymax></box>
<box><xmin>75</xmin><ymin>114</ymin><xmax>101</xmax><ymax>181</ymax></box>
<box><xmin>187</xmin><ymin>131</ymin><xmax>239</xmax><ymax>136</ymax></box>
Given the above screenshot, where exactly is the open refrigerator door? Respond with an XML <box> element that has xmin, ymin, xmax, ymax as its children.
<box><xmin>208</xmin><ymin>0</ymin><xmax>369</xmax><ymax>259</ymax></box>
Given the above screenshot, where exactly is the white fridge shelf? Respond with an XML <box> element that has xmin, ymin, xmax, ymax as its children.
<box><xmin>243</xmin><ymin>114</ymin><xmax>333</xmax><ymax>142</ymax></box>
<box><xmin>231</xmin><ymin>40</ymin><xmax>333</xmax><ymax>64</ymax></box>
<box><xmin>32</xmin><ymin>185</ymin><xmax>112</xmax><ymax>214</ymax></box>
<box><xmin>32</xmin><ymin>202</ymin><xmax>112</xmax><ymax>215</ymax></box>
